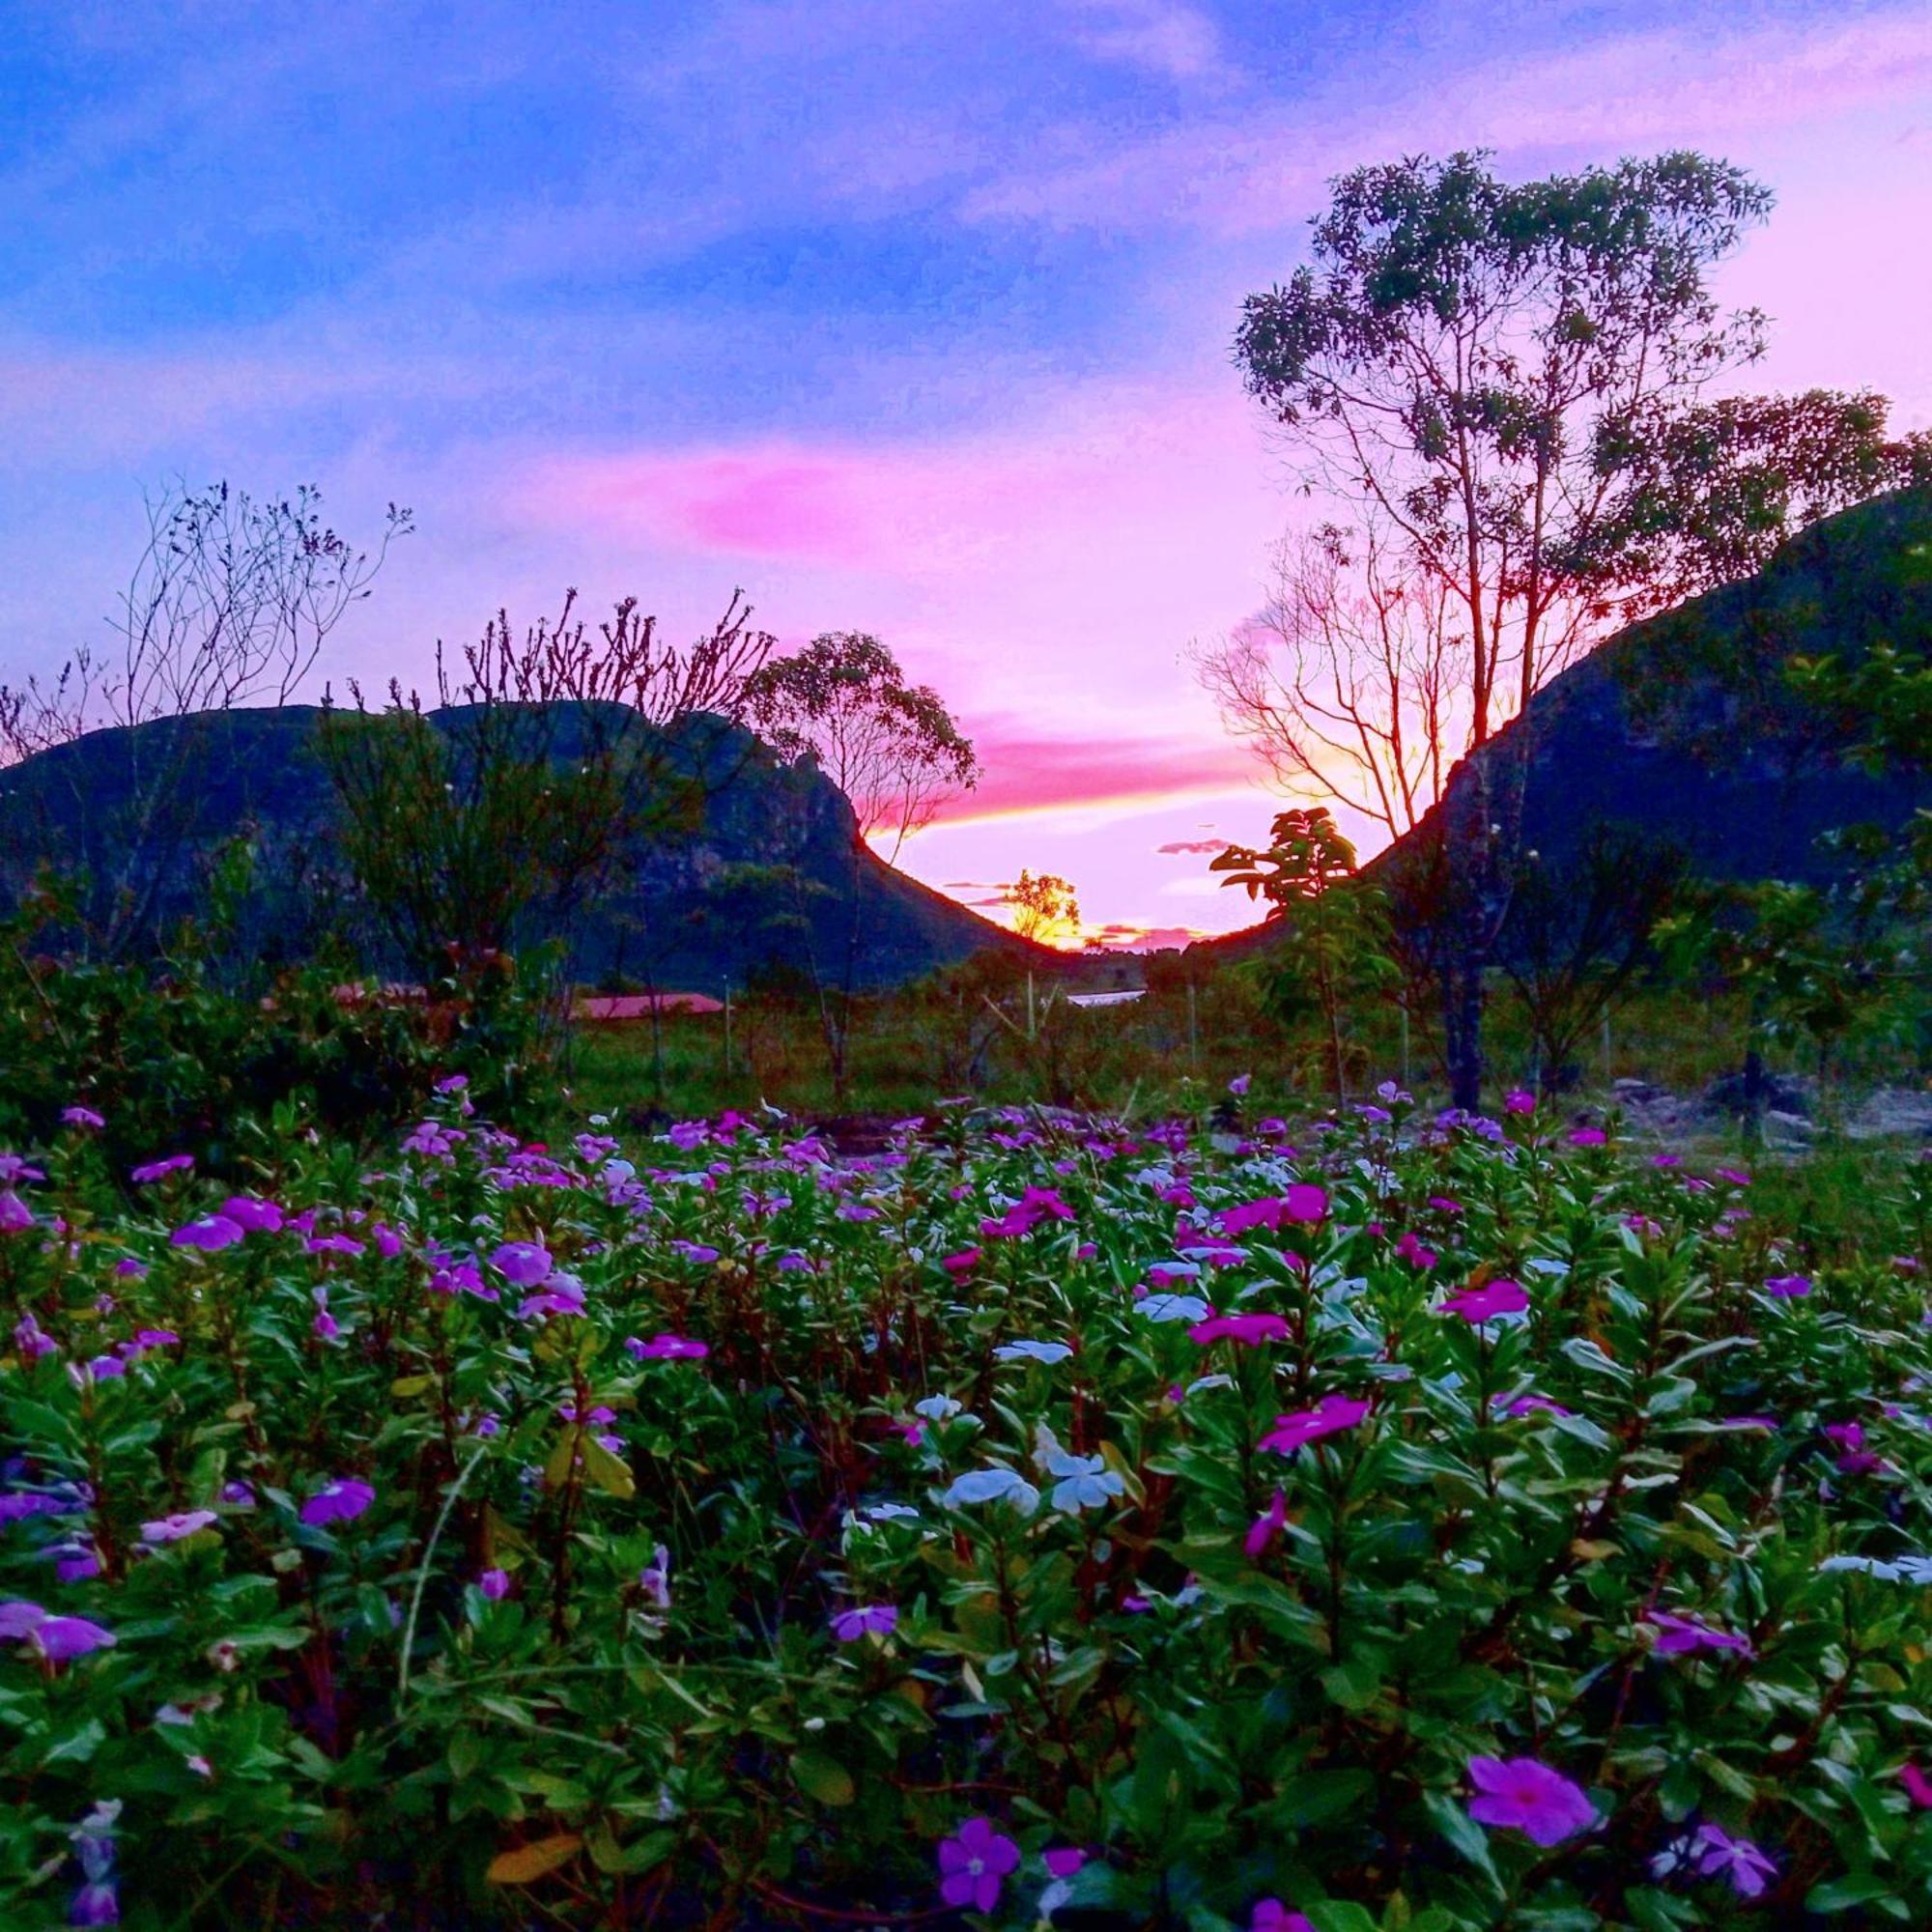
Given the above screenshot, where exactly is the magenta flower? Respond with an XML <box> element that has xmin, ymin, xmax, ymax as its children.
<box><xmin>1690</xmin><ymin>1823</ymin><xmax>1776</xmax><ymax>1897</ymax></box>
<box><xmin>1228</xmin><ymin>1073</ymin><xmax>1251</xmax><ymax>1095</ymax></box>
<box><xmin>937</xmin><ymin>1817</ymin><xmax>1020</xmax><ymax>1913</ymax></box>
<box><xmin>62</xmin><ymin>1105</ymin><xmax>105</xmax><ymax>1129</ymax></box>
<box><xmin>1188</xmin><ymin>1312</ymin><xmax>1291</xmax><ymax>1348</ymax></box>
<box><xmin>130</xmin><ymin>1153</ymin><xmax>193</xmax><ymax>1184</ymax></box>
<box><xmin>830</xmin><ymin>1604</ymin><xmax>898</xmax><ymax>1641</ymax></box>
<box><xmin>1493</xmin><ymin>1391</ymin><xmax>1572</xmax><ymax>1419</ymax></box>
<box><xmin>1252</xmin><ymin>1905</ymin><xmax>1316</xmax><ymax>1932</ymax></box>
<box><xmin>489</xmin><ymin>1239</ymin><xmax>553</xmax><ymax>1287</ymax></box>
<box><xmin>1043</xmin><ymin>1848</ymin><xmax>1087</xmax><ymax>1880</ymax></box>
<box><xmin>220</xmin><ymin>1196</ymin><xmax>284</xmax><ymax>1234</ymax></box>
<box><xmin>1244</xmin><ymin>1489</ymin><xmax>1289</xmax><ymax>1559</ymax></box>
<box><xmin>1503</xmin><ymin>1088</ymin><xmax>1536</xmax><ymax>1115</ymax></box>
<box><xmin>1465</xmin><ymin>1756</ymin><xmax>1596</xmax><ymax>1846</ymax></box>
<box><xmin>478</xmin><ymin>1568</ymin><xmax>511</xmax><ymax>1601</ymax></box>
<box><xmin>141</xmin><ymin>1510</ymin><xmax>217</xmax><ymax>1545</ymax></box>
<box><xmin>1763</xmin><ymin>1273</ymin><xmax>1811</xmax><ymax>1297</ymax></box>
<box><xmin>941</xmin><ymin>1247</ymin><xmax>982</xmax><ymax>1274</ymax></box>
<box><xmin>1899</xmin><ymin>1763</ymin><xmax>1932</xmax><ymax>1808</ymax></box>
<box><xmin>0</xmin><ymin>1189</ymin><xmax>33</xmax><ymax>1235</ymax></box>
<box><xmin>0</xmin><ymin>1600</ymin><xmax>48</xmax><ymax>1640</ymax></box>
<box><xmin>1647</xmin><ymin>1610</ymin><xmax>1752</xmax><ymax>1658</ymax></box>
<box><xmin>1260</xmin><ymin>1393</ymin><xmax>1371</xmax><ymax>1457</ymax></box>
<box><xmin>1567</xmin><ymin>1126</ymin><xmax>1607</xmax><ymax>1147</ymax></box>
<box><xmin>1715</xmin><ymin>1166</ymin><xmax>1752</xmax><ymax>1187</ymax></box>
<box><xmin>1394</xmin><ymin>1231</ymin><xmax>1438</xmax><ymax>1269</ymax></box>
<box><xmin>1437</xmin><ymin>1279</ymin><xmax>1529</xmax><ymax>1323</ymax></box>
<box><xmin>33</xmin><ymin>1614</ymin><xmax>117</xmax><ymax>1662</ymax></box>
<box><xmin>299</xmin><ymin>1477</ymin><xmax>376</xmax><ymax>1526</ymax></box>
<box><xmin>626</xmin><ymin>1332</ymin><xmax>709</xmax><ymax>1361</ymax></box>
<box><xmin>170</xmin><ymin>1214</ymin><xmax>245</xmax><ymax>1252</ymax></box>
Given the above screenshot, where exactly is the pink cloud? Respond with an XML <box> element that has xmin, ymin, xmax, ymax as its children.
<box><xmin>935</xmin><ymin>722</ymin><xmax>1256</xmax><ymax>821</ymax></box>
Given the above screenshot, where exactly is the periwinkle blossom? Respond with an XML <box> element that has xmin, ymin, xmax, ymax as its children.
<box><xmin>993</xmin><ymin>1339</ymin><xmax>1073</xmax><ymax>1365</ymax></box>
<box><xmin>0</xmin><ymin>1602</ymin><xmax>117</xmax><ymax>1662</ymax></box>
<box><xmin>1465</xmin><ymin>1756</ymin><xmax>1596</xmax><ymax>1845</ymax></box>
<box><xmin>1503</xmin><ymin>1089</ymin><xmax>1537</xmax><ymax>1116</ymax></box>
<box><xmin>170</xmin><ymin>1214</ymin><xmax>245</xmax><ymax>1252</ymax></box>
<box><xmin>1218</xmin><ymin>1186</ymin><xmax>1326</xmax><ymax>1236</ymax></box>
<box><xmin>1684</xmin><ymin>1823</ymin><xmax>1777</xmax><ymax>1898</ymax></box>
<box><xmin>1188</xmin><ymin>1312</ymin><xmax>1291</xmax><ymax>1348</ymax></box>
<box><xmin>0</xmin><ymin>1190</ymin><xmax>32</xmax><ymax>1235</ymax></box>
<box><xmin>141</xmin><ymin>1510</ymin><xmax>217</xmax><ymax>1545</ymax></box>
<box><xmin>1260</xmin><ymin>1393</ymin><xmax>1372</xmax><ymax>1458</ymax></box>
<box><xmin>1647</xmin><ymin>1610</ymin><xmax>1752</xmax><ymax>1658</ymax></box>
<box><xmin>1493</xmin><ymin>1392</ymin><xmax>1573</xmax><ymax>1420</ymax></box>
<box><xmin>941</xmin><ymin>1466</ymin><xmax>1040</xmax><ymax>1516</ymax></box>
<box><xmin>299</xmin><ymin>1478</ymin><xmax>375</xmax><ymax>1526</ymax></box>
<box><xmin>68</xmin><ymin>1799</ymin><xmax>122</xmax><ymax>1927</ymax></box>
<box><xmin>1244</xmin><ymin>1489</ymin><xmax>1289</xmax><ymax>1559</ymax></box>
<box><xmin>936</xmin><ymin>1817</ymin><xmax>1020</xmax><ymax>1914</ymax></box>
<box><xmin>61</xmin><ymin>1105</ymin><xmax>105</xmax><ymax>1129</ymax></box>
<box><xmin>1438</xmin><ymin>1280</ymin><xmax>1530</xmax><ymax>1323</ymax></box>
<box><xmin>830</xmin><ymin>1604</ymin><xmax>897</xmax><ymax>1641</ymax></box>
<box><xmin>626</xmin><ymin>1332</ymin><xmax>708</xmax><ymax>1361</ymax></box>
<box><xmin>1252</xmin><ymin>1905</ymin><xmax>1316</xmax><ymax>1932</ymax></box>
<box><xmin>1900</xmin><ymin>1763</ymin><xmax>1932</xmax><ymax>1808</ymax></box>
<box><xmin>489</xmin><ymin>1239</ymin><xmax>553</xmax><ymax>1288</ymax></box>
<box><xmin>129</xmin><ymin>1153</ymin><xmax>193</xmax><ymax>1184</ymax></box>
<box><xmin>478</xmin><ymin>1568</ymin><xmax>510</xmax><ymax>1601</ymax></box>
<box><xmin>639</xmin><ymin>1545</ymin><xmax>672</xmax><ymax>1610</ymax></box>
<box><xmin>1228</xmin><ymin>1073</ymin><xmax>1251</xmax><ymax>1095</ymax></box>
<box><xmin>219</xmin><ymin>1196</ymin><xmax>284</xmax><ymax>1234</ymax></box>
<box><xmin>1763</xmin><ymin>1273</ymin><xmax>1811</xmax><ymax>1297</ymax></box>
<box><xmin>1823</xmin><ymin>1421</ymin><xmax>1882</xmax><ymax>1475</ymax></box>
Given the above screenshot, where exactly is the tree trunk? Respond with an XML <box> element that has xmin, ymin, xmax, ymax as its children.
<box><xmin>1442</xmin><ymin>953</ymin><xmax>1485</xmax><ymax>1113</ymax></box>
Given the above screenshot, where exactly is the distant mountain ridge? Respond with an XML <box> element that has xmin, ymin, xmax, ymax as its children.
<box><xmin>0</xmin><ymin>704</ymin><xmax>1048</xmax><ymax>988</ymax></box>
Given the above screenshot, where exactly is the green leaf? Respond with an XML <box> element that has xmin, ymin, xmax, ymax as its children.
<box><xmin>792</xmin><ymin>1749</ymin><xmax>856</xmax><ymax>1807</ymax></box>
<box><xmin>487</xmin><ymin>1834</ymin><xmax>582</xmax><ymax>1884</ymax></box>
<box><xmin>1806</xmin><ymin>1873</ymin><xmax>1904</xmax><ymax>1914</ymax></box>
<box><xmin>580</xmin><ymin>1434</ymin><xmax>636</xmax><ymax>1500</ymax></box>
<box><xmin>1421</xmin><ymin>1792</ymin><xmax>1501</xmax><ymax>1891</ymax></box>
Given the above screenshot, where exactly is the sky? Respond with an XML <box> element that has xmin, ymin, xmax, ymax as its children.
<box><xmin>0</xmin><ymin>0</ymin><xmax>1927</xmax><ymax>945</ymax></box>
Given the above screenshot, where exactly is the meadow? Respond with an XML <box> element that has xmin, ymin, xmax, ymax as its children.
<box><xmin>2</xmin><ymin>1073</ymin><xmax>1928</xmax><ymax>1928</ymax></box>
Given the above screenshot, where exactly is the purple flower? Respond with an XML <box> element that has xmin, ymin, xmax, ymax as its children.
<box><xmin>1763</xmin><ymin>1273</ymin><xmax>1811</xmax><ymax>1297</ymax></box>
<box><xmin>33</xmin><ymin>1615</ymin><xmax>117</xmax><ymax>1662</ymax></box>
<box><xmin>626</xmin><ymin>1332</ymin><xmax>709</xmax><ymax>1361</ymax></box>
<box><xmin>1690</xmin><ymin>1823</ymin><xmax>1776</xmax><ymax>1898</ymax></box>
<box><xmin>0</xmin><ymin>1599</ymin><xmax>48</xmax><ymax>1639</ymax></box>
<box><xmin>830</xmin><ymin>1604</ymin><xmax>898</xmax><ymax>1642</ymax></box>
<box><xmin>305</xmin><ymin>1234</ymin><xmax>364</xmax><ymax>1258</ymax></box>
<box><xmin>219</xmin><ymin>1196</ymin><xmax>284</xmax><ymax>1234</ymax></box>
<box><xmin>1648</xmin><ymin>1610</ymin><xmax>1752</xmax><ymax>1658</ymax></box>
<box><xmin>1252</xmin><ymin>1906</ymin><xmax>1316</xmax><ymax>1932</ymax></box>
<box><xmin>1260</xmin><ymin>1393</ymin><xmax>1371</xmax><ymax>1457</ymax></box>
<box><xmin>141</xmin><ymin>1510</ymin><xmax>217</xmax><ymax>1545</ymax></box>
<box><xmin>1567</xmin><ymin>1126</ymin><xmax>1607</xmax><ymax>1148</ymax></box>
<box><xmin>299</xmin><ymin>1477</ymin><xmax>375</xmax><ymax>1526</ymax></box>
<box><xmin>489</xmin><ymin>1239</ymin><xmax>553</xmax><ymax>1287</ymax></box>
<box><xmin>1503</xmin><ymin>1089</ymin><xmax>1536</xmax><ymax>1115</ymax></box>
<box><xmin>1466</xmin><ymin>1756</ymin><xmax>1596</xmax><ymax>1846</ymax></box>
<box><xmin>1244</xmin><ymin>1489</ymin><xmax>1289</xmax><ymax>1559</ymax></box>
<box><xmin>937</xmin><ymin>1817</ymin><xmax>1020</xmax><ymax>1913</ymax></box>
<box><xmin>1437</xmin><ymin>1279</ymin><xmax>1529</xmax><ymax>1324</ymax></box>
<box><xmin>69</xmin><ymin>1881</ymin><xmax>119</xmax><ymax>1925</ymax></box>
<box><xmin>1189</xmin><ymin>1312</ymin><xmax>1291</xmax><ymax>1347</ymax></box>
<box><xmin>1493</xmin><ymin>1391</ymin><xmax>1573</xmax><ymax>1419</ymax></box>
<box><xmin>130</xmin><ymin>1153</ymin><xmax>193</xmax><ymax>1185</ymax></box>
<box><xmin>478</xmin><ymin>1568</ymin><xmax>511</xmax><ymax>1601</ymax></box>
<box><xmin>62</xmin><ymin>1105</ymin><xmax>106</xmax><ymax>1130</ymax></box>
<box><xmin>0</xmin><ymin>1190</ymin><xmax>34</xmax><ymax>1234</ymax></box>
<box><xmin>1228</xmin><ymin>1073</ymin><xmax>1251</xmax><ymax>1095</ymax></box>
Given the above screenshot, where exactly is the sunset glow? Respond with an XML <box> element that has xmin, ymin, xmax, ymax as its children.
<box><xmin>1</xmin><ymin>4</ymin><xmax>1927</xmax><ymax>941</ymax></box>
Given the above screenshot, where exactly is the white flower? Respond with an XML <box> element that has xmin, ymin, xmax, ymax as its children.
<box><xmin>1138</xmin><ymin>1293</ymin><xmax>1211</xmax><ymax>1323</ymax></box>
<box><xmin>864</xmin><ymin>1502</ymin><xmax>921</xmax><ymax>1523</ymax></box>
<box><xmin>1032</xmin><ymin>1424</ymin><xmax>1126</xmax><ymax>1515</ymax></box>
<box><xmin>913</xmin><ymin>1395</ymin><xmax>963</xmax><ymax>1422</ymax></box>
<box><xmin>940</xmin><ymin>1466</ymin><xmax>1040</xmax><ymax>1515</ymax></box>
<box><xmin>993</xmin><ymin>1339</ymin><xmax>1073</xmax><ymax>1365</ymax></box>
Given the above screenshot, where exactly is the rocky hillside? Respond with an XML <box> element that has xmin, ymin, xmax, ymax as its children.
<box><xmin>1203</xmin><ymin>484</ymin><xmax>1932</xmax><ymax>959</ymax></box>
<box><xmin>0</xmin><ymin>704</ymin><xmax>1046</xmax><ymax>989</ymax></box>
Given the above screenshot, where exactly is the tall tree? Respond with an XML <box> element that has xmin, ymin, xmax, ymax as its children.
<box><xmin>1007</xmin><ymin>868</ymin><xmax>1079</xmax><ymax>944</ymax></box>
<box><xmin>744</xmin><ymin>633</ymin><xmax>979</xmax><ymax>1097</ymax></box>
<box><xmin>1234</xmin><ymin>150</ymin><xmax>1870</xmax><ymax>1109</ymax></box>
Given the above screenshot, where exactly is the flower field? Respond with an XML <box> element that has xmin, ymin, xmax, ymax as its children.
<box><xmin>2</xmin><ymin>1087</ymin><xmax>1930</xmax><ymax>1929</ymax></box>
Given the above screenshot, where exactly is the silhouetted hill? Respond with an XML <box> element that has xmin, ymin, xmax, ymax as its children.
<box><xmin>0</xmin><ymin>704</ymin><xmax>1051</xmax><ymax>989</ymax></box>
<box><xmin>1199</xmin><ymin>485</ymin><xmax>1932</xmax><ymax>960</ymax></box>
